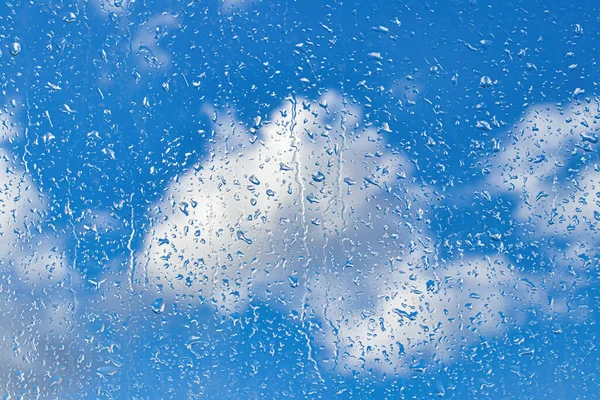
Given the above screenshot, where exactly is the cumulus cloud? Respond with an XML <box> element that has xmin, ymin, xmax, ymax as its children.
<box><xmin>484</xmin><ymin>98</ymin><xmax>600</xmax><ymax>277</ymax></box>
<box><xmin>138</xmin><ymin>92</ymin><xmax>543</xmax><ymax>374</ymax></box>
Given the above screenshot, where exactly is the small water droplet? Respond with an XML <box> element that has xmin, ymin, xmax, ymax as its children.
<box><xmin>279</xmin><ymin>162</ymin><xmax>293</xmax><ymax>171</ymax></box>
<box><xmin>380</xmin><ymin>122</ymin><xmax>392</xmax><ymax>133</ymax></box>
<box><xmin>288</xmin><ymin>275</ymin><xmax>299</xmax><ymax>288</ymax></box>
<box><xmin>151</xmin><ymin>298</ymin><xmax>165</xmax><ymax>314</ymax></box>
<box><xmin>97</xmin><ymin>364</ymin><xmax>120</xmax><ymax>377</ymax></box>
<box><xmin>237</xmin><ymin>230</ymin><xmax>252</xmax><ymax>244</ymax></box>
<box><xmin>393</xmin><ymin>308</ymin><xmax>418</xmax><ymax>321</ymax></box>
<box><xmin>249</xmin><ymin>175</ymin><xmax>260</xmax><ymax>185</ymax></box>
<box><xmin>306</xmin><ymin>193</ymin><xmax>320</xmax><ymax>203</ymax></box>
<box><xmin>551</xmin><ymin>323</ymin><xmax>563</xmax><ymax>334</ymax></box>
<box><xmin>433</xmin><ymin>380</ymin><xmax>446</xmax><ymax>397</ymax></box>
<box><xmin>9</xmin><ymin>42</ymin><xmax>21</xmax><ymax>56</ymax></box>
<box><xmin>488</xmin><ymin>229</ymin><xmax>501</xmax><ymax>241</ymax></box>
<box><xmin>63</xmin><ymin>12</ymin><xmax>77</xmax><ymax>23</ymax></box>
<box><xmin>311</xmin><ymin>171</ymin><xmax>326</xmax><ymax>182</ymax></box>
<box><xmin>480</xmin><ymin>76</ymin><xmax>493</xmax><ymax>88</ymax></box>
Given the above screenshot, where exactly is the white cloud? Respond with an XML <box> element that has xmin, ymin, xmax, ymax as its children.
<box><xmin>0</xmin><ymin>113</ymin><xmax>67</xmax><ymax>285</ymax></box>
<box><xmin>320</xmin><ymin>255</ymin><xmax>542</xmax><ymax>374</ymax></box>
<box><xmin>0</xmin><ymin>112</ymin><xmax>75</xmax><ymax>395</ymax></box>
<box><xmin>138</xmin><ymin>92</ymin><xmax>543</xmax><ymax>374</ymax></box>
<box><xmin>485</xmin><ymin>98</ymin><xmax>600</xmax><ymax>275</ymax></box>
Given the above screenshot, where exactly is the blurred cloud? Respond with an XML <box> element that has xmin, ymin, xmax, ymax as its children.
<box><xmin>138</xmin><ymin>92</ymin><xmax>544</xmax><ymax>374</ymax></box>
<box><xmin>0</xmin><ymin>112</ymin><xmax>76</xmax><ymax>396</ymax></box>
<box><xmin>485</xmin><ymin>98</ymin><xmax>600</xmax><ymax>280</ymax></box>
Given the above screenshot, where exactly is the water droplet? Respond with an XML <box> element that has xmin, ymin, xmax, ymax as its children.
<box><xmin>521</xmin><ymin>277</ymin><xmax>537</xmax><ymax>291</ymax></box>
<box><xmin>279</xmin><ymin>162</ymin><xmax>293</xmax><ymax>171</ymax></box>
<box><xmin>151</xmin><ymin>298</ymin><xmax>165</xmax><ymax>314</ymax></box>
<box><xmin>480</xmin><ymin>76</ymin><xmax>493</xmax><ymax>88</ymax></box>
<box><xmin>518</xmin><ymin>347</ymin><xmax>535</xmax><ymax>356</ymax></box>
<box><xmin>476</xmin><ymin>120</ymin><xmax>492</xmax><ymax>131</ymax></box>
<box><xmin>249</xmin><ymin>175</ymin><xmax>260</xmax><ymax>185</ymax></box>
<box><xmin>288</xmin><ymin>275</ymin><xmax>299</xmax><ymax>288</ymax></box>
<box><xmin>306</xmin><ymin>193</ymin><xmax>320</xmax><ymax>203</ymax></box>
<box><xmin>237</xmin><ymin>230</ymin><xmax>252</xmax><ymax>244</ymax></box>
<box><xmin>9</xmin><ymin>42</ymin><xmax>21</xmax><ymax>56</ymax></box>
<box><xmin>63</xmin><ymin>12</ymin><xmax>77</xmax><ymax>23</ymax></box>
<box><xmin>488</xmin><ymin>229</ymin><xmax>501</xmax><ymax>241</ymax></box>
<box><xmin>372</xmin><ymin>25</ymin><xmax>389</xmax><ymax>33</ymax></box>
<box><xmin>393</xmin><ymin>308</ymin><xmax>418</xmax><ymax>321</ymax></box>
<box><xmin>410</xmin><ymin>361</ymin><xmax>426</xmax><ymax>373</ymax></box>
<box><xmin>380</xmin><ymin>122</ymin><xmax>392</xmax><ymax>133</ymax></box>
<box><xmin>433</xmin><ymin>380</ymin><xmax>446</xmax><ymax>397</ymax></box>
<box><xmin>581</xmin><ymin>132</ymin><xmax>599</xmax><ymax>143</ymax></box>
<box><xmin>551</xmin><ymin>323</ymin><xmax>563</xmax><ymax>334</ymax></box>
<box><xmin>97</xmin><ymin>364</ymin><xmax>120</xmax><ymax>376</ymax></box>
<box><xmin>311</xmin><ymin>171</ymin><xmax>326</xmax><ymax>182</ymax></box>
<box><xmin>426</xmin><ymin>279</ymin><xmax>437</xmax><ymax>292</ymax></box>
<box><xmin>101</xmin><ymin>148</ymin><xmax>116</xmax><ymax>160</ymax></box>
<box><xmin>368</xmin><ymin>52</ymin><xmax>383</xmax><ymax>61</ymax></box>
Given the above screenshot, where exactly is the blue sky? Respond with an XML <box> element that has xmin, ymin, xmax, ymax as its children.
<box><xmin>0</xmin><ymin>0</ymin><xmax>598</xmax><ymax>398</ymax></box>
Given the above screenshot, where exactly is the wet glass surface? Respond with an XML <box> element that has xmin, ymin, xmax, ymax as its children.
<box><xmin>0</xmin><ymin>0</ymin><xmax>598</xmax><ymax>397</ymax></box>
